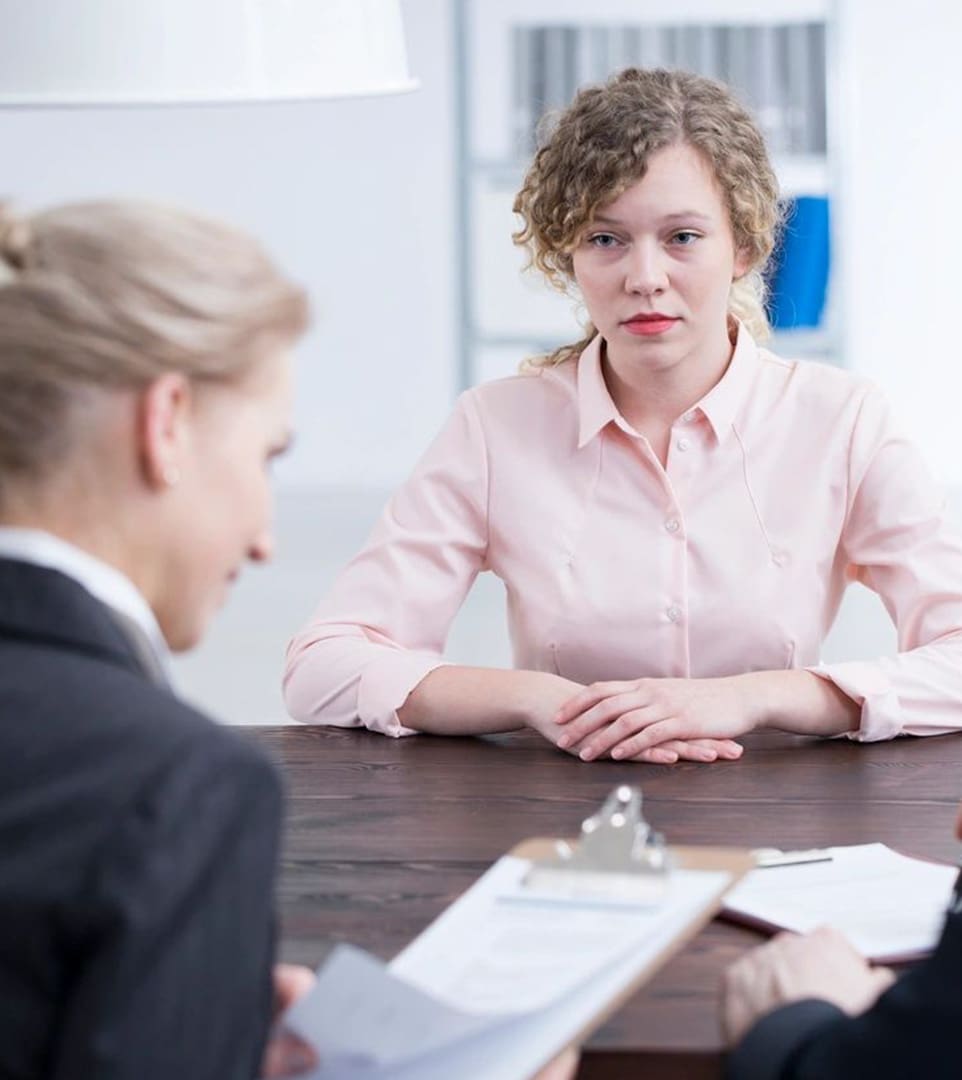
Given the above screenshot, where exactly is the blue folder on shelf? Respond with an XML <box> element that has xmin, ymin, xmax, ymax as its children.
<box><xmin>767</xmin><ymin>196</ymin><xmax>830</xmax><ymax>331</ymax></box>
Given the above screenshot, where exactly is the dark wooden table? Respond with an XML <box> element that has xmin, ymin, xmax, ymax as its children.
<box><xmin>254</xmin><ymin>726</ymin><xmax>962</xmax><ymax>1079</ymax></box>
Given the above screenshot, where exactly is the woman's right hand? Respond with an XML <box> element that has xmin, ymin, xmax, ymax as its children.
<box><xmin>397</xmin><ymin>665</ymin><xmax>740</xmax><ymax>762</ymax></box>
<box><xmin>520</xmin><ymin>672</ymin><xmax>592</xmax><ymax>749</ymax></box>
<box><xmin>522</xmin><ymin>672</ymin><xmax>741</xmax><ymax>764</ymax></box>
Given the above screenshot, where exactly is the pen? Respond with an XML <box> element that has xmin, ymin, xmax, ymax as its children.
<box><xmin>752</xmin><ymin>848</ymin><xmax>834</xmax><ymax>869</ymax></box>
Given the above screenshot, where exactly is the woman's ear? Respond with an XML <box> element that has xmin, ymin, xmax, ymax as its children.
<box><xmin>138</xmin><ymin>373</ymin><xmax>193</xmax><ymax>490</ymax></box>
<box><xmin>733</xmin><ymin>247</ymin><xmax>753</xmax><ymax>281</ymax></box>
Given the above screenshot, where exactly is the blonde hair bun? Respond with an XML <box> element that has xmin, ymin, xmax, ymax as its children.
<box><xmin>0</xmin><ymin>198</ymin><xmax>308</xmax><ymax>489</ymax></box>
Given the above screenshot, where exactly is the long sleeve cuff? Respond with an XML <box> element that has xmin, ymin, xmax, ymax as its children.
<box><xmin>356</xmin><ymin>650</ymin><xmax>449</xmax><ymax>738</ymax></box>
<box><xmin>806</xmin><ymin>661</ymin><xmax>902</xmax><ymax>741</ymax></box>
<box><xmin>726</xmin><ymin>999</ymin><xmax>847</xmax><ymax>1080</ymax></box>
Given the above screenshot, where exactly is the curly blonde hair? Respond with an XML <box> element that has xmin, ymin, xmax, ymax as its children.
<box><xmin>513</xmin><ymin>67</ymin><xmax>781</xmax><ymax>365</ymax></box>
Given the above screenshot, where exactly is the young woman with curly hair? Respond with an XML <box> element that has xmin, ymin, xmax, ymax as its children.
<box><xmin>286</xmin><ymin>68</ymin><xmax>962</xmax><ymax>763</ymax></box>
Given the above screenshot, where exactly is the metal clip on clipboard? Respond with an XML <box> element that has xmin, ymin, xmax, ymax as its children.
<box><xmin>522</xmin><ymin>785</ymin><xmax>670</xmax><ymax>904</ymax></box>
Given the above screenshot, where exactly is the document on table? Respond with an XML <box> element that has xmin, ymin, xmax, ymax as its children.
<box><xmin>284</xmin><ymin>855</ymin><xmax>733</xmax><ymax>1079</ymax></box>
<box><xmin>722</xmin><ymin>842</ymin><xmax>956</xmax><ymax>962</ymax></box>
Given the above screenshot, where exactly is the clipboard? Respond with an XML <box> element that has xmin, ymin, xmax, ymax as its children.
<box><xmin>285</xmin><ymin>785</ymin><xmax>754</xmax><ymax>1080</ymax></box>
<box><xmin>502</xmin><ymin>795</ymin><xmax>754</xmax><ymax>1070</ymax></box>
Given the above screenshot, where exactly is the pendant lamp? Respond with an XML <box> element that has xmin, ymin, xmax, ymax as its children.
<box><xmin>0</xmin><ymin>0</ymin><xmax>416</xmax><ymax>106</ymax></box>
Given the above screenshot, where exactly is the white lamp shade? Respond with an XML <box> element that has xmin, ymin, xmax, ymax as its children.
<box><xmin>0</xmin><ymin>0</ymin><xmax>417</xmax><ymax>105</ymax></box>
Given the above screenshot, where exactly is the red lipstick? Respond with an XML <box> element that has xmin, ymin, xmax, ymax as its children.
<box><xmin>622</xmin><ymin>312</ymin><xmax>678</xmax><ymax>336</ymax></box>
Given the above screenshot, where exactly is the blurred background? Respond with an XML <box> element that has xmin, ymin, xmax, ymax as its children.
<box><xmin>2</xmin><ymin>0</ymin><xmax>959</xmax><ymax>723</ymax></box>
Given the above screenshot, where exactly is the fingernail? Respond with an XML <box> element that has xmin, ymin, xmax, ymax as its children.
<box><xmin>611</xmin><ymin>747</ymin><xmax>624</xmax><ymax>760</ymax></box>
<box><xmin>557</xmin><ymin>735</ymin><xmax>569</xmax><ymax>749</ymax></box>
<box><xmin>579</xmin><ymin>748</ymin><xmax>594</xmax><ymax>761</ymax></box>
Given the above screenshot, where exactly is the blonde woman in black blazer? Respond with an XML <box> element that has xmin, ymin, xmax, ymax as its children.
<box><xmin>0</xmin><ymin>200</ymin><xmax>312</xmax><ymax>1080</ymax></box>
<box><xmin>0</xmin><ymin>202</ymin><xmax>578</xmax><ymax>1080</ymax></box>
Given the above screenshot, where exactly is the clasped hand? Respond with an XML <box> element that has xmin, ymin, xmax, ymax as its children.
<box><xmin>552</xmin><ymin>675</ymin><xmax>757</xmax><ymax>764</ymax></box>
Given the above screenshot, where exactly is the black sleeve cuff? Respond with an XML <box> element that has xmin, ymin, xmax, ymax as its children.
<box><xmin>726</xmin><ymin>999</ymin><xmax>847</xmax><ymax>1080</ymax></box>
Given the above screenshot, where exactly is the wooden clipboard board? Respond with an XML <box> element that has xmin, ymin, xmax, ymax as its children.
<box><xmin>516</xmin><ymin>833</ymin><xmax>755</xmax><ymax>1054</ymax></box>
<box><xmin>501</xmin><ymin>838</ymin><xmax>756</xmax><ymax>1074</ymax></box>
<box><xmin>285</xmin><ymin>835</ymin><xmax>756</xmax><ymax>1080</ymax></box>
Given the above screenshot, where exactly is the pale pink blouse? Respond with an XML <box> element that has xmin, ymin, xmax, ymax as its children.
<box><xmin>284</xmin><ymin>327</ymin><xmax>962</xmax><ymax>741</ymax></box>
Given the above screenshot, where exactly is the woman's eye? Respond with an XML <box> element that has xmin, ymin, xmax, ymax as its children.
<box><xmin>671</xmin><ymin>231</ymin><xmax>701</xmax><ymax>246</ymax></box>
<box><xmin>587</xmin><ymin>233</ymin><xmax>620</xmax><ymax>249</ymax></box>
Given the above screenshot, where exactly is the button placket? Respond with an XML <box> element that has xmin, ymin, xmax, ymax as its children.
<box><xmin>666</xmin><ymin>414</ymin><xmax>698</xmax><ymax>488</ymax></box>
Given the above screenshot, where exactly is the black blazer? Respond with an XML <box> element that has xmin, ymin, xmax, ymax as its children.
<box><xmin>727</xmin><ymin>909</ymin><xmax>962</xmax><ymax>1079</ymax></box>
<box><xmin>0</xmin><ymin>558</ymin><xmax>283</xmax><ymax>1080</ymax></box>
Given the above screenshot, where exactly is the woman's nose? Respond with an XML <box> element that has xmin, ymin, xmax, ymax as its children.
<box><xmin>624</xmin><ymin>241</ymin><xmax>668</xmax><ymax>295</ymax></box>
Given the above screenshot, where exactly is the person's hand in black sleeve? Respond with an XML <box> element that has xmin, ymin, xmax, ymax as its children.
<box><xmin>725</xmin><ymin>916</ymin><xmax>962</xmax><ymax>1080</ymax></box>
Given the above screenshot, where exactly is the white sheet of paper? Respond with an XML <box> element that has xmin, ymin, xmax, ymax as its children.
<box><xmin>284</xmin><ymin>856</ymin><xmax>732</xmax><ymax>1080</ymax></box>
<box><xmin>283</xmin><ymin>944</ymin><xmax>509</xmax><ymax>1070</ymax></box>
<box><xmin>391</xmin><ymin>856</ymin><xmax>723</xmax><ymax>1012</ymax></box>
<box><xmin>723</xmin><ymin>842</ymin><xmax>955</xmax><ymax>960</ymax></box>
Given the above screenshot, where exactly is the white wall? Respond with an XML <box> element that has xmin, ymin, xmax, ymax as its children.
<box><xmin>1</xmin><ymin>0</ymin><xmax>944</xmax><ymax>719</ymax></box>
<box><xmin>0</xmin><ymin>0</ymin><xmax>456</xmax><ymax>490</ymax></box>
<box><xmin>838</xmin><ymin>0</ymin><xmax>962</xmax><ymax>485</ymax></box>
<box><xmin>4</xmin><ymin>1</ymin><xmax>962</xmax><ymax>492</ymax></box>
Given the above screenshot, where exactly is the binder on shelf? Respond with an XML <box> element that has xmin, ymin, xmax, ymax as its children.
<box><xmin>767</xmin><ymin>195</ymin><xmax>831</xmax><ymax>331</ymax></box>
<box><xmin>284</xmin><ymin>785</ymin><xmax>753</xmax><ymax>1079</ymax></box>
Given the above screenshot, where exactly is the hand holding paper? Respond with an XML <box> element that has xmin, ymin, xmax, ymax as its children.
<box><xmin>261</xmin><ymin>964</ymin><xmax>319</xmax><ymax>1078</ymax></box>
<box><xmin>722</xmin><ymin>926</ymin><xmax>896</xmax><ymax>1046</ymax></box>
<box><xmin>722</xmin><ymin>843</ymin><xmax>957</xmax><ymax>962</ymax></box>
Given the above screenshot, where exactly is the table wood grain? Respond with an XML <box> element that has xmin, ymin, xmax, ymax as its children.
<box><xmin>252</xmin><ymin>726</ymin><xmax>962</xmax><ymax>1079</ymax></box>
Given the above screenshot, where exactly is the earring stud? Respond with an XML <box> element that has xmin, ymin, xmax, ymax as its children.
<box><xmin>162</xmin><ymin>465</ymin><xmax>180</xmax><ymax>487</ymax></box>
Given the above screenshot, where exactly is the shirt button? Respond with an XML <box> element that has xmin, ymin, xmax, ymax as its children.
<box><xmin>666</xmin><ymin>605</ymin><xmax>682</xmax><ymax>622</ymax></box>
<box><xmin>664</xmin><ymin>518</ymin><xmax>680</xmax><ymax>533</ymax></box>
<box><xmin>682</xmin><ymin>411</ymin><xmax>696</xmax><ymax>423</ymax></box>
<box><xmin>676</xmin><ymin>437</ymin><xmax>690</xmax><ymax>452</ymax></box>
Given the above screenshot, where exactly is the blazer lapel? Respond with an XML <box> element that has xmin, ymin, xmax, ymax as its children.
<box><xmin>0</xmin><ymin>558</ymin><xmax>164</xmax><ymax>686</ymax></box>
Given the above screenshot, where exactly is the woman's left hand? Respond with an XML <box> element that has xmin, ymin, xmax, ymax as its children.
<box><xmin>554</xmin><ymin>675</ymin><xmax>758</xmax><ymax>762</ymax></box>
